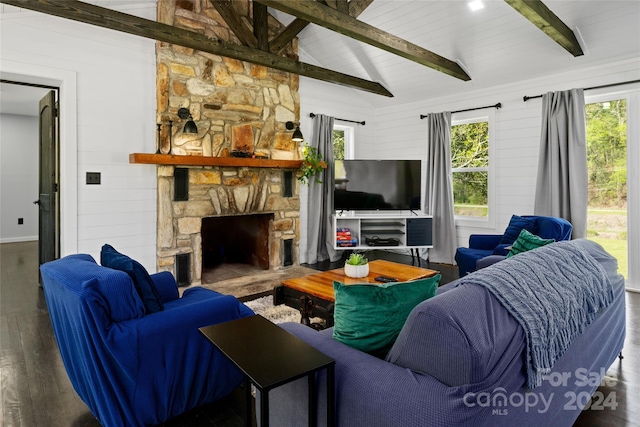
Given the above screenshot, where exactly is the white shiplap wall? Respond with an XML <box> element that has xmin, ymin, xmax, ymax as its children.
<box><xmin>371</xmin><ymin>58</ymin><xmax>640</xmax><ymax>252</ymax></box>
<box><xmin>1</xmin><ymin>5</ymin><xmax>158</xmax><ymax>270</ymax></box>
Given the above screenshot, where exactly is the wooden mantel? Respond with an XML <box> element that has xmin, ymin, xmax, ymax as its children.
<box><xmin>129</xmin><ymin>153</ymin><xmax>303</xmax><ymax>169</ymax></box>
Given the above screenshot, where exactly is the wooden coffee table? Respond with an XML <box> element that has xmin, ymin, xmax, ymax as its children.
<box><xmin>273</xmin><ymin>259</ymin><xmax>438</xmax><ymax>328</ymax></box>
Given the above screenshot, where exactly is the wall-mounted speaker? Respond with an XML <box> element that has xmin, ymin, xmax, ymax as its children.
<box><xmin>282</xmin><ymin>239</ymin><xmax>293</xmax><ymax>266</ymax></box>
<box><xmin>283</xmin><ymin>170</ymin><xmax>293</xmax><ymax>198</ymax></box>
<box><xmin>175</xmin><ymin>253</ymin><xmax>191</xmax><ymax>287</ymax></box>
<box><xmin>174</xmin><ymin>168</ymin><xmax>189</xmax><ymax>201</ymax></box>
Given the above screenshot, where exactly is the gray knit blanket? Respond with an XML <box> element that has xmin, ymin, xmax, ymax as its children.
<box><xmin>456</xmin><ymin>241</ymin><xmax>614</xmax><ymax>389</ymax></box>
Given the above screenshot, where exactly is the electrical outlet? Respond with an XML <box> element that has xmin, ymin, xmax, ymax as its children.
<box><xmin>18</xmin><ymin>218</ymin><xmax>24</xmax><ymax>225</ymax></box>
<box><xmin>86</xmin><ymin>172</ymin><xmax>101</xmax><ymax>185</ymax></box>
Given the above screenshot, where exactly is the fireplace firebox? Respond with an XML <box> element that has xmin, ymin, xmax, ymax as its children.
<box><xmin>201</xmin><ymin>214</ymin><xmax>274</xmax><ymax>271</ymax></box>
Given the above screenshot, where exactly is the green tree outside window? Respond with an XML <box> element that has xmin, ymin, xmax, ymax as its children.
<box><xmin>451</xmin><ymin>121</ymin><xmax>489</xmax><ymax>217</ymax></box>
<box><xmin>333</xmin><ymin>129</ymin><xmax>345</xmax><ymax>160</ymax></box>
<box><xmin>586</xmin><ymin>100</ymin><xmax>627</xmax><ymax>207</ymax></box>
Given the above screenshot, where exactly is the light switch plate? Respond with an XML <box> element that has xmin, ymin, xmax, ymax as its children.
<box><xmin>86</xmin><ymin>172</ymin><xmax>101</xmax><ymax>185</ymax></box>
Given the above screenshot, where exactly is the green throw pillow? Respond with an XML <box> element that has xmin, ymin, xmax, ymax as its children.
<box><xmin>506</xmin><ymin>229</ymin><xmax>555</xmax><ymax>258</ymax></box>
<box><xmin>332</xmin><ymin>274</ymin><xmax>441</xmax><ymax>353</ymax></box>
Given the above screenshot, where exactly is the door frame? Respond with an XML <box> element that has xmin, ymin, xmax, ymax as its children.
<box><xmin>586</xmin><ymin>88</ymin><xmax>640</xmax><ymax>290</ymax></box>
<box><xmin>1</xmin><ymin>61</ymin><xmax>78</xmax><ymax>256</ymax></box>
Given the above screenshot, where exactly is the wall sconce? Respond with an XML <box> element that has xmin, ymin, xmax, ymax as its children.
<box><xmin>286</xmin><ymin>121</ymin><xmax>304</xmax><ymax>142</ymax></box>
<box><xmin>178</xmin><ymin>107</ymin><xmax>198</xmax><ymax>134</ymax></box>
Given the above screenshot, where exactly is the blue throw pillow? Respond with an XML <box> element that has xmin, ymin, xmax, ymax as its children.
<box><xmin>500</xmin><ymin>215</ymin><xmax>537</xmax><ymax>245</ymax></box>
<box><xmin>100</xmin><ymin>244</ymin><xmax>163</xmax><ymax>314</ymax></box>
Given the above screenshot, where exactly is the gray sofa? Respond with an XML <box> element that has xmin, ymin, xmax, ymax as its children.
<box><xmin>262</xmin><ymin>239</ymin><xmax>625</xmax><ymax>426</ymax></box>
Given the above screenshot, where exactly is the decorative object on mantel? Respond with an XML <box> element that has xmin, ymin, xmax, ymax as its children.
<box><xmin>298</xmin><ymin>143</ymin><xmax>326</xmax><ymax>185</ymax></box>
<box><xmin>286</xmin><ymin>121</ymin><xmax>304</xmax><ymax>142</ymax></box>
<box><xmin>344</xmin><ymin>253</ymin><xmax>369</xmax><ymax>278</ymax></box>
<box><xmin>155</xmin><ymin>110</ymin><xmax>202</xmax><ymax>156</ymax></box>
<box><xmin>177</xmin><ymin>107</ymin><xmax>198</xmax><ymax>134</ymax></box>
<box><xmin>156</xmin><ymin>123</ymin><xmax>162</xmax><ymax>154</ymax></box>
<box><xmin>155</xmin><ymin>121</ymin><xmax>173</xmax><ymax>155</ymax></box>
<box><xmin>167</xmin><ymin>120</ymin><xmax>173</xmax><ymax>154</ymax></box>
<box><xmin>230</xmin><ymin>150</ymin><xmax>253</xmax><ymax>158</ymax></box>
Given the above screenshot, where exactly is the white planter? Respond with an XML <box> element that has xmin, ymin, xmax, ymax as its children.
<box><xmin>344</xmin><ymin>263</ymin><xmax>369</xmax><ymax>278</ymax></box>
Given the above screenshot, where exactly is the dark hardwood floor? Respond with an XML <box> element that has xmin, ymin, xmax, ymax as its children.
<box><xmin>1</xmin><ymin>241</ymin><xmax>637</xmax><ymax>426</ymax></box>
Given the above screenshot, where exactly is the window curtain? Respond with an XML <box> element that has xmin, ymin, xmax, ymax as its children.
<box><xmin>304</xmin><ymin>114</ymin><xmax>340</xmax><ymax>264</ymax></box>
<box><xmin>534</xmin><ymin>88</ymin><xmax>587</xmax><ymax>239</ymax></box>
<box><xmin>423</xmin><ymin>112</ymin><xmax>457</xmax><ymax>264</ymax></box>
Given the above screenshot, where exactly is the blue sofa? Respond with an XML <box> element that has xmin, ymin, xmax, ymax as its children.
<box><xmin>455</xmin><ymin>215</ymin><xmax>573</xmax><ymax>277</ymax></box>
<box><xmin>40</xmin><ymin>253</ymin><xmax>254</xmax><ymax>427</ymax></box>
<box><xmin>262</xmin><ymin>240</ymin><xmax>625</xmax><ymax>426</ymax></box>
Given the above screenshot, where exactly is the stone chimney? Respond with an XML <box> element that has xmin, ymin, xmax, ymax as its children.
<box><xmin>155</xmin><ymin>0</ymin><xmax>301</xmax><ymax>285</ymax></box>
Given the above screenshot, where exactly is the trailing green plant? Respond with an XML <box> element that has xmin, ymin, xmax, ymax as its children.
<box><xmin>345</xmin><ymin>252</ymin><xmax>368</xmax><ymax>266</ymax></box>
<box><xmin>298</xmin><ymin>144</ymin><xmax>326</xmax><ymax>185</ymax></box>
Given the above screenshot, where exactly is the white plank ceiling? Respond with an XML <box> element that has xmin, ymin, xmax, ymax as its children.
<box><xmin>286</xmin><ymin>0</ymin><xmax>640</xmax><ymax>107</ymax></box>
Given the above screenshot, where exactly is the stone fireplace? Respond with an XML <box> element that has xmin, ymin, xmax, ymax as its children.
<box><xmin>155</xmin><ymin>0</ymin><xmax>301</xmax><ymax>285</ymax></box>
<box><xmin>156</xmin><ymin>165</ymin><xmax>299</xmax><ymax>286</ymax></box>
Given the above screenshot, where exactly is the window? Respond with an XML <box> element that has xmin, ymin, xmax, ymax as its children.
<box><xmin>586</xmin><ymin>98</ymin><xmax>628</xmax><ymax>279</ymax></box>
<box><xmin>451</xmin><ymin>116</ymin><xmax>490</xmax><ymax>218</ymax></box>
<box><xmin>333</xmin><ymin>124</ymin><xmax>354</xmax><ymax>160</ymax></box>
<box><xmin>333</xmin><ymin>128</ymin><xmax>345</xmax><ymax>160</ymax></box>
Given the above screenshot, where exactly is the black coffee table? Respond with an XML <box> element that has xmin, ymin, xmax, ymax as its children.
<box><xmin>200</xmin><ymin>315</ymin><xmax>335</xmax><ymax>427</ymax></box>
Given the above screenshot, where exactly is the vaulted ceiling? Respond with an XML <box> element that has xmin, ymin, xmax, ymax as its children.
<box><xmin>2</xmin><ymin>0</ymin><xmax>639</xmax><ymax>110</ymax></box>
<box><xmin>284</xmin><ymin>0</ymin><xmax>640</xmax><ymax>108</ymax></box>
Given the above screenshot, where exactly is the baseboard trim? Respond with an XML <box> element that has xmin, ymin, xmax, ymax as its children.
<box><xmin>0</xmin><ymin>237</ymin><xmax>38</xmax><ymax>244</ymax></box>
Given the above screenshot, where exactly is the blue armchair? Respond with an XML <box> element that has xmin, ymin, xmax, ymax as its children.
<box><xmin>40</xmin><ymin>253</ymin><xmax>254</xmax><ymax>427</ymax></box>
<box><xmin>454</xmin><ymin>215</ymin><xmax>572</xmax><ymax>277</ymax></box>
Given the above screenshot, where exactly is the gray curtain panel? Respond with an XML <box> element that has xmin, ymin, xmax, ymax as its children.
<box><xmin>534</xmin><ymin>88</ymin><xmax>587</xmax><ymax>239</ymax></box>
<box><xmin>305</xmin><ymin>114</ymin><xmax>340</xmax><ymax>264</ymax></box>
<box><xmin>424</xmin><ymin>112</ymin><xmax>457</xmax><ymax>264</ymax></box>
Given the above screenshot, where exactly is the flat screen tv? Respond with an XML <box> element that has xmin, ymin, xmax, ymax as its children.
<box><xmin>333</xmin><ymin>160</ymin><xmax>422</xmax><ymax>211</ymax></box>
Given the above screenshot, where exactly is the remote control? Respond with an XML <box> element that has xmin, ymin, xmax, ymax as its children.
<box><xmin>375</xmin><ymin>276</ymin><xmax>398</xmax><ymax>283</ymax></box>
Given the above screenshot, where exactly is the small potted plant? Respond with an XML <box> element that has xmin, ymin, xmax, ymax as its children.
<box><xmin>298</xmin><ymin>143</ymin><xmax>327</xmax><ymax>185</ymax></box>
<box><xmin>344</xmin><ymin>253</ymin><xmax>369</xmax><ymax>278</ymax></box>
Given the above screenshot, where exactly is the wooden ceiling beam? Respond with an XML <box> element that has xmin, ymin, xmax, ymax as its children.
<box><xmin>323</xmin><ymin>0</ymin><xmax>338</xmax><ymax>10</ymax></box>
<box><xmin>256</xmin><ymin>0</ymin><xmax>470</xmax><ymax>81</ymax></box>
<box><xmin>269</xmin><ymin>0</ymin><xmax>374</xmax><ymax>54</ymax></box>
<box><xmin>0</xmin><ymin>0</ymin><xmax>393</xmax><ymax>97</ymax></box>
<box><xmin>252</xmin><ymin>2</ymin><xmax>269</xmax><ymax>51</ymax></box>
<box><xmin>336</xmin><ymin>0</ymin><xmax>349</xmax><ymax>14</ymax></box>
<box><xmin>209</xmin><ymin>0</ymin><xmax>257</xmax><ymax>48</ymax></box>
<box><xmin>349</xmin><ymin>0</ymin><xmax>374</xmax><ymax>18</ymax></box>
<box><xmin>504</xmin><ymin>0</ymin><xmax>584</xmax><ymax>57</ymax></box>
<box><xmin>269</xmin><ymin>18</ymin><xmax>310</xmax><ymax>54</ymax></box>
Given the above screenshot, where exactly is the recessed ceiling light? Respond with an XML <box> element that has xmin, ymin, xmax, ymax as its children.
<box><xmin>469</xmin><ymin>0</ymin><xmax>485</xmax><ymax>12</ymax></box>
